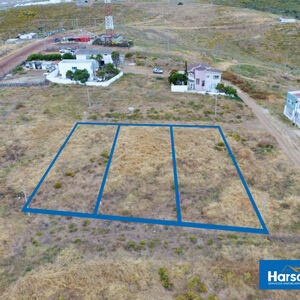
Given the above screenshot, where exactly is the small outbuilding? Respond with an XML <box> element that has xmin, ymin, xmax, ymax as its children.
<box><xmin>284</xmin><ymin>91</ymin><xmax>300</xmax><ymax>128</ymax></box>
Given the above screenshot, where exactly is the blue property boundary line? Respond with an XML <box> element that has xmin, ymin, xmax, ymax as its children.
<box><xmin>170</xmin><ymin>126</ymin><xmax>182</xmax><ymax>222</ymax></box>
<box><xmin>218</xmin><ymin>127</ymin><xmax>268</xmax><ymax>233</ymax></box>
<box><xmin>22</xmin><ymin>122</ymin><xmax>269</xmax><ymax>235</ymax></box>
<box><xmin>94</xmin><ymin>125</ymin><xmax>120</xmax><ymax>214</ymax></box>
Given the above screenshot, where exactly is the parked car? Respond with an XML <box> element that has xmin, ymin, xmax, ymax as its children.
<box><xmin>54</xmin><ymin>38</ymin><xmax>61</xmax><ymax>43</ymax></box>
<box><xmin>153</xmin><ymin>67</ymin><xmax>163</xmax><ymax>74</ymax></box>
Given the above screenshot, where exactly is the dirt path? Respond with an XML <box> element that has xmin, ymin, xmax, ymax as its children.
<box><xmin>226</xmin><ymin>81</ymin><xmax>300</xmax><ymax>169</ymax></box>
<box><xmin>0</xmin><ymin>37</ymin><xmax>56</xmax><ymax>77</ymax></box>
<box><xmin>122</xmin><ymin>65</ymin><xmax>167</xmax><ymax>77</ymax></box>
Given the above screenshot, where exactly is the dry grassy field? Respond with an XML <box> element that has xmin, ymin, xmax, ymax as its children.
<box><xmin>0</xmin><ymin>1</ymin><xmax>300</xmax><ymax>299</ymax></box>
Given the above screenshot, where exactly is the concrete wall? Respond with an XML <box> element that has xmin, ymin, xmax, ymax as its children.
<box><xmin>171</xmin><ymin>85</ymin><xmax>188</xmax><ymax>92</ymax></box>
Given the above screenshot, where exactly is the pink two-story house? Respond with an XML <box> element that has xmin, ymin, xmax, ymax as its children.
<box><xmin>187</xmin><ymin>63</ymin><xmax>222</xmax><ymax>92</ymax></box>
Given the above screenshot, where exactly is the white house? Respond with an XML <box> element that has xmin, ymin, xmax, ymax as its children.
<box><xmin>18</xmin><ymin>33</ymin><xmax>37</xmax><ymax>40</ymax></box>
<box><xmin>75</xmin><ymin>49</ymin><xmax>113</xmax><ymax>65</ymax></box>
<box><xmin>279</xmin><ymin>17</ymin><xmax>296</xmax><ymax>23</ymax></box>
<box><xmin>283</xmin><ymin>90</ymin><xmax>300</xmax><ymax>128</ymax></box>
<box><xmin>58</xmin><ymin>59</ymin><xmax>99</xmax><ymax>80</ymax></box>
<box><xmin>187</xmin><ymin>63</ymin><xmax>222</xmax><ymax>92</ymax></box>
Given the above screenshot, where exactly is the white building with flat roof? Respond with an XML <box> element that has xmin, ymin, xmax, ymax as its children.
<box><xmin>284</xmin><ymin>90</ymin><xmax>300</xmax><ymax>128</ymax></box>
<box><xmin>58</xmin><ymin>59</ymin><xmax>99</xmax><ymax>80</ymax></box>
<box><xmin>75</xmin><ymin>49</ymin><xmax>114</xmax><ymax>65</ymax></box>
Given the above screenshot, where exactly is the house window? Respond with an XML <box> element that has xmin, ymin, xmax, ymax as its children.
<box><xmin>202</xmin><ymin>80</ymin><xmax>205</xmax><ymax>87</ymax></box>
<box><xmin>213</xmin><ymin>75</ymin><xmax>219</xmax><ymax>79</ymax></box>
<box><xmin>207</xmin><ymin>75</ymin><xmax>210</xmax><ymax>78</ymax></box>
<box><xmin>196</xmin><ymin>79</ymin><xmax>199</xmax><ymax>85</ymax></box>
<box><xmin>72</xmin><ymin>67</ymin><xmax>77</xmax><ymax>70</ymax></box>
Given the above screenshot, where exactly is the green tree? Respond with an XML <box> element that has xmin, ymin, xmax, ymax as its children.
<box><xmin>105</xmin><ymin>63</ymin><xmax>116</xmax><ymax>73</ymax></box>
<box><xmin>97</xmin><ymin>70</ymin><xmax>105</xmax><ymax>80</ymax></box>
<box><xmin>27</xmin><ymin>53</ymin><xmax>44</xmax><ymax>61</ymax></box>
<box><xmin>112</xmin><ymin>51</ymin><xmax>120</xmax><ymax>66</ymax></box>
<box><xmin>73</xmin><ymin>69</ymin><xmax>89</xmax><ymax>83</ymax></box>
<box><xmin>216</xmin><ymin>82</ymin><xmax>226</xmax><ymax>93</ymax></box>
<box><xmin>62</xmin><ymin>52</ymin><xmax>76</xmax><ymax>59</ymax></box>
<box><xmin>224</xmin><ymin>86</ymin><xmax>237</xmax><ymax>97</ymax></box>
<box><xmin>66</xmin><ymin>70</ymin><xmax>73</xmax><ymax>79</ymax></box>
<box><xmin>95</xmin><ymin>53</ymin><xmax>103</xmax><ymax>64</ymax></box>
<box><xmin>168</xmin><ymin>71</ymin><xmax>187</xmax><ymax>85</ymax></box>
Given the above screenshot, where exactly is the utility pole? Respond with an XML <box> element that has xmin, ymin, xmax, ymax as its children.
<box><xmin>167</xmin><ymin>34</ymin><xmax>170</xmax><ymax>52</ymax></box>
<box><xmin>283</xmin><ymin>52</ymin><xmax>289</xmax><ymax>75</ymax></box>
<box><xmin>22</xmin><ymin>185</ymin><xmax>30</xmax><ymax>216</ymax></box>
<box><xmin>237</xmin><ymin>59</ymin><xmax>241</xmax><ymax>79</ymax></box>
<box><xmin>214</xmin><ymin>94</ymin><xmax>218</xmax><ymax>117</ymax></box>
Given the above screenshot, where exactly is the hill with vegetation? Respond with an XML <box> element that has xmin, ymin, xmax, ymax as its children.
<box><xmin>214</xmin><ymin>0</ymin><xmax>300</xmax><ymax>19</ymax></box>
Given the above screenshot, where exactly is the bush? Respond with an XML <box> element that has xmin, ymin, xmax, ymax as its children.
<box><xmin>27</xmin><ymin>53</ymin><xmax>44</xmax><ymax>61</ymax></box>
<box><xmin>168</xmin><ymin>71</ymin><xmax>187</xmax><ymax>85</ymax></box>
<box><xmin>62</xmin><ymin>52</ymin><xmax>76</xmax><ymax>59</ymax></box>
<box><xmin>125</xmin><ymin>52</ymin><xmax>133</xmax><ymax>58</ymax></box>
<box><xmin>28</xmin><ymin>53</ymin><xmax>62</xmax><ymax>61</ymax></box>
<box><xmin>189</xmin><ymin>236</ymin><xmax>197</xmax><ymax>243</ymax></box>
<box><xmin>158</xmin><ymin>267</ymin><xmax>173</xmax><ymax>289</ymax></box>
<box><xmin>13</xmin><ymin>65</ymin><xmax>23</xmax><ymax>73</ymax></box>
<box><xmin>65</xmin><ymin>170</ymin><xmax>75</xmax><ymax>177</ymax></box>
<box><xmin>54</xmin><ymin>182</ymin><xmax>62</xmax><ymax>189</ymax></box>
<box><xmin>73</xmin><ymin>69</ymin><xmax>90</xmax><ymax>83</ymax></box>
<box><xmin>66</xmin><ymin>70</ymin><xmax>73</xmax><ymax>79</ymax></box>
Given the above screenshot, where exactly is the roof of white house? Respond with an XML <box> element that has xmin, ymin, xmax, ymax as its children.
<box><xmin>59</xmin><ymin>59</ymin><xmax>95</xmax><ymax>64</ymax></box>
<box><xmin>75</xmin><ymin>49</ymin><xmax>113</xmax><ymax>56</ymax></box>
<box><xmin>188</xmin><ymin>63</ymin><xmax>222</xmax><ymax>74</ymax></box>
<box><xmin>289</xmin><ymin>90</ymin><xmax>300</xmax><ymax>100</ymax></box>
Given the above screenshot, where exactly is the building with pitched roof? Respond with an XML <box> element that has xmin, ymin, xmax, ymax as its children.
<box><xmin>187</xmin><ymin>63</ymin><xmax>222</xmax><ymax>92</ymax></box>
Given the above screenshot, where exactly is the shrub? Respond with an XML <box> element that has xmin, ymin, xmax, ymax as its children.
<box><xmin>65</xmin><ymin>170</ymin><xmax>75</xmax><ymax>177</ymax></box>
<box><xmin>62</xmin><ymin>52</ymin><xmax>75</xmax><ymax>59</ymax></box>
<box><xmin>101</xmin><ymin>151</ymin><xmax>110</xmax><ymax>159</ymax></box>
<box><xmin>13</xmin><ymin>65</ymin><xmax>23</xmax><ymax>73</ymax></box>
<box><xmin>198</xmin><ymin>283</ymin><xmax>208</xmax><ymax>293</ymax></box>
<box><xmin>82</xmin><ymin>220</ymin><xmax>90</xmax><ymax>227</ymax></box>
<box><xmin>112</xmin><ymin>50</ymin><xmax>120</xmax><ymax>66</ymax></box>
<box><xmin>189</xmin><ymin>236</ymin><xmax>197</xmax><ymax>243</ymax></box>
<box><xmin>73</xmin><ymin>238</ymin><xmax>81</xmax><ymax>243</ymax></box>
<box><xmin>208</xmin><ymin>295</ymin><xmax>219</xmax><ymax>300</ymax></box>
<box><xmin>207</xmin><ymin>238</ymin><xmax>213</xmax><ymax>246</ymax></box>
<box><xmin>54</xmin><ymin>182</ymin><xmax>62</xmax><ymax>189</ymax></box>
<box><xmin>98</xmin><ymin>246</ymin><xmax>104</xmax><ymax>251</ymax></box>
<box><xmin>66</xmin><ymin>70</ymin><xmax>73</xmax><ymax>79</ymax></box>
<box><xmin>186</xmin><ymin>291</ymin><xmax>201</xmax><ymax>300</ymax></box>
<box><xmin>158</xmin><ymin>267</ymin><xmax>173</xmax><ymax>289</ymax></box>
<box><xmin>168</xmin><ymin>71</ymin><xmax>187</xmax><ymax>85</ymax></box>
<box><xmin>125</xmin><ymin>52</ymin><xmax>133</xmax><ymax>58</ymax></box>
<box><xmin>125</xmin><ymin>241</ymin><xmax>136</xmax><ymax>250</ymax></box>
<box><xmin>73</xmin><ymin>69</ymin><xmax>89</xmax><ymax>83</ymax></box>
<box><xmin>68</xmin><ymin>223</ymin><xmax>77</xmax><ymax>232</ymax></box>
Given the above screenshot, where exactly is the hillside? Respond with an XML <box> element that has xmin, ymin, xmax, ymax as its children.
<box><xmin>214</xmin><ymin>0</ymin><xmax>300</xmax><ymax>19</ymax></box>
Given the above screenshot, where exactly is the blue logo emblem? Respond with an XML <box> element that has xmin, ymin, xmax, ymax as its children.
<box><xmin>260</xmin><ymin>260</ymin><xmax>300</xmax><ymax>289</ymax></box>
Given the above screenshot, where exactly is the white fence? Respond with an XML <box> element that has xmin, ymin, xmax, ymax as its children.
<box><xmin>171</xmin><ymin>84</ymin><xmax>188</xmax><ymax>92</ymax></box>
<box><xmin>46</xmin><ymin>68</ymin><xmax>123</xmax><ymax>87</ymax></box>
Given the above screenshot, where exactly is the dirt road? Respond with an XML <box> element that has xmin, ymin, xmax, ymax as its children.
<box><xmin>0</xmin><ymin>37</ymin><xmax>56</xmax><ymax>77</ymax></box>
<box><xmin>122</xmin><ymin>65</ymin><xmax>167</xmax><ymax>77</ymax></box>
<box><xmin>226</xmin><ymin>81</ymin><xmax>300</xmax><ymax>169</ymax></box>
